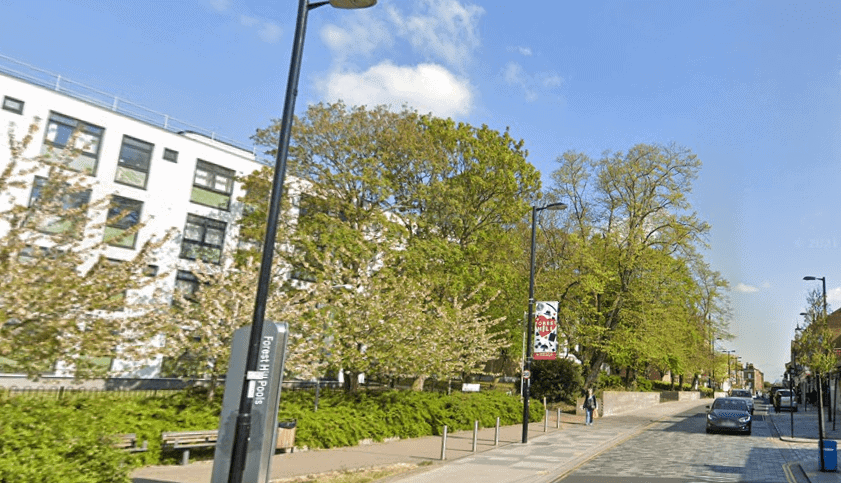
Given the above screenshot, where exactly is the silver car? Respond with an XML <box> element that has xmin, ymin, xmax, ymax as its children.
<box><xmin>729</xmin><ymin>389</ymin><xmax>754</xmax><ymax>414</ymax></box>
<box><xmin>706</xmin><ymin>397</ymin><xmax>752</xmax><ymax>435</ymax></box>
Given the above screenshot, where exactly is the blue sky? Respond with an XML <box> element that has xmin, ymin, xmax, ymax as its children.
<box><xmin>3</xmin><ymin>0</ymin><xmax>841</xmax><ymax>382</ymax></box>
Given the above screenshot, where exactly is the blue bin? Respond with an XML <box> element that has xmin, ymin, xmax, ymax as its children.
<box><xmin>822</xmin><ymin>440</ymin><xmax>837</xmax><ymax>471</ymax></box>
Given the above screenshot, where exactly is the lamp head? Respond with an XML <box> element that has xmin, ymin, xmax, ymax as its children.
<box><xmin>804</xmin><ymin>276</ymin><xmax>817</xmax><ymax>281</ymax></box>
<box><xmin>537</xmin><ymin>202</ymin><xmax>568</xmax><ymax>212</ymax></box>
<box><xmin>329</xmin><ymin>0</ymin><xmax>377</xmax><ymax>8</ymax></box>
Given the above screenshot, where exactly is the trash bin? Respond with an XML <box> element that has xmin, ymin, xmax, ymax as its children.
<box><xmin>822</xmin><ymin>440</ymin><xmax>837</xmax><ymax>471</ymax></box>
<box><xmin>276</xmin><ymin>420</ymin><xmax>296</xmax><ymax>452</ymax></box>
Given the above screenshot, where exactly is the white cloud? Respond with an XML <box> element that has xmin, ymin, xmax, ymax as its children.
<box><xmin>385</xmin><ymin>0</ymin><xmax>484</xmax><ymax>70</ymax></box>
<box><xmin>238</xmin><ymin>15</ymin><xmax>281</xmax><ymax>43</ymax></box>
<box><xmin>502</xmin><ymin>62</ymin><xmax>563</xmax><ymax>103</ymax></box>
<box><xmin>317</xmin><ymin>61</ymin><xmax>474</xmax><ymax>118</ymax></box>
<box><xmin>828</xmin><ymin>287</ymin><xmax>841</xmax><ymax>310</ymax></box>
<box><xmin>321</xmin><ymin>16</ymin><xmax>393</xmax><ymax>62</ymax></box>
<box><xmin>734</xmin><ymin>283</ymin><xmax>760</xmax><ymax>293</ymax></box>
<box><xmin>507</xmin><ymin>46</ymin><xmax>533</xmax><ymax>57</ymax></box>
<box><xmin>208</xmin><ymin>0</ymin><xmax>231</xmax><ymax>12</ymax></box>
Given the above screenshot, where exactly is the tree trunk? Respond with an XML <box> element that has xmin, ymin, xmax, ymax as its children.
<box><xmin>343</xmin><ymin>370</ymin><xmax>359</xmax><ymax>393</ymax></box>
<box><xmin>207</xmin><ymin>375</ymin><xmax>218</xmax><ymax>402</ymax></box>
<box><xmin>584</xmin><ymin>352</ymin><xmax>606</xmax><ymax>388</ymax></box>
<box><xmin>412</xmin><ymin>375</ymin><xmax>426</xmax><ymax>391</ymax></box>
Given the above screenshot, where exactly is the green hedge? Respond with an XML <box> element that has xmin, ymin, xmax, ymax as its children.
<box><xmin>0</xmin><ymin>388</ymin><xmax>538</xmax><ymax>480</ymax></box>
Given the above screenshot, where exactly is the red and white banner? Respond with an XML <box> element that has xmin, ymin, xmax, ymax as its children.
<box><xmin>533</xmin><ymin>301</ymin><xmax>558</xmax><ymax>360</ymax></box>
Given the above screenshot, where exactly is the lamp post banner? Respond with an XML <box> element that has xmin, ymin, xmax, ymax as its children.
<box><xmin>533</xmin><ymin>302</ymin><xmax>558</xmax><ymax>361</ymax></box>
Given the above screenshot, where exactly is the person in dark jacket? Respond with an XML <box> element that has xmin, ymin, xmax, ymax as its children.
<box><xmin>583</xmin><ymin>388</ymin><xmax>597</xmax><ymax>426</ymax></box>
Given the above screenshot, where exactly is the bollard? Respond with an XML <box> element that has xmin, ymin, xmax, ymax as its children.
<box><xmin>557</xmin><ymin>408</ymin><xmax>561</xmax><ymax>429</ymax></box>
<box><xmin>472</xmin><ymin>420</ymin><xmax>479</xmax><ymax>452</ymax></box>
<box><xmin>441</xmin><ymin>425</ymin><xmax>448</xmax><ymax>460</ymax></box>
<box><xmin>544</xmin><ymin>409</ymin><xmax>548</xmax><ymax>432</ymax></box>
<box><xmin>495</xmin><ymin>417</ymin><xmax>500</xmax><ymax>446</ymax></box>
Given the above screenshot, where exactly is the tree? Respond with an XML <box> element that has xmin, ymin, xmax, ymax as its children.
<box><xmin>548</xmin><ymin>143</ymin><xmax>714</xmax><ymax>388</ymax></box>
<box><xmin>798</xmin><ymin>288</ymin><xmax>836</xmax><ymax>377</ymax></box>
<box><xmin>0</xmin><ymin>120</ymin><xmax>171</xmax><ymax>378</ymax></box>
<box><xmin>246</xmin><ymin>103</ymin><xmax>535</xmax><ymax>389</ymax></box>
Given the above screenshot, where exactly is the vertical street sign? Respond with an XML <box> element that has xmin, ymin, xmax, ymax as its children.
<box><xmin>212</xmin><ymin>321</ymin><xmax>289</xmax><ymax>483</ymax></box>
<box><xmin>533</xmin><ymin>302</ymin><xmax>558</xmax><ymax>361</ymax></box>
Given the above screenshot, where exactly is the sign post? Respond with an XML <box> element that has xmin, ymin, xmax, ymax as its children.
<box><xmin>212</xmin><ymin>321</ymin><xmax>289</xmax><ymax>483</ymax></box>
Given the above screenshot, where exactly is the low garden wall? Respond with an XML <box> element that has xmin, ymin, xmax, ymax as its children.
<box><xmin>660</xmin><ymin>391</ymin><xmax>701</xmax><ymax>402</ymax></box>
<box><xmin>576</xmin><ymin>390</ymin><xmax>704</xmax><ymax>417</ymax></box>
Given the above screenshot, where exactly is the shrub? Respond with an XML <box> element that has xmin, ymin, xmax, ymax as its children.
<box><xmin>0</xmin><ymin>397</ymin><xmax>134</xmax><ymax>483</ymax></box>
<box><xmin>530</xmin><ymin>359</ymin><xmax>583</xmax><ymax>403</ymax></box>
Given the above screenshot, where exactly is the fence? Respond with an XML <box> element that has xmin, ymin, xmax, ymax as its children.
<box><xmin>0</xmin><ymin>379</ymin><xmax>343</xmax><ymax>401</ymax></box>
<box><xmin>0</xmin><ymin>53</ymin><xmax>261</xmax><ymax>159</ymax></box>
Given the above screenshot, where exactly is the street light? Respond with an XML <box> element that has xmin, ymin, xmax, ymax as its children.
<box><xmin>803</xmin><ymin>275</ymin><xmax>828</xmax><ymax>471</ymax></box>
<box><xmin>723</xmin><ymin>350</ymin><xmax>734</xmax><ymax>390</ymax></box>
<box><xmin>228</xmin><ymin>1</ymin><xmax>376</xmax><ymax>482</ymax></box>
<box><xmin>522</xmin><ymin>201</ymin><xmax>567</xmax><ymax>444</ymax></box>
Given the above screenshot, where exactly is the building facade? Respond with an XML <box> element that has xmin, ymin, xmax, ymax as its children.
<box><xmin>0</xmin><ymin>58</ymin><xmax>268</xmax><ymax>377</ymax></box>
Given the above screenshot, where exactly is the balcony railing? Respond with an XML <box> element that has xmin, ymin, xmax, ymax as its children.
<box><xmin>0</xmin><ymin>53</ymin><xmax>260</xmax><ymax>158</ymax></box>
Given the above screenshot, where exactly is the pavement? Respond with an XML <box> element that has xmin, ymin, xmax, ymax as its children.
<box><xmin>131</xmin><ymin>398</ymin><xmax>841</xmax><ymax>483</ymax></box>
<box><xmin>767</xmin><ymin>400</ymin><xmax>841</xmax><ymax>483</ymax></box>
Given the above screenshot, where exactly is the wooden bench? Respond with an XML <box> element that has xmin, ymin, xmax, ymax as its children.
<box><xmin>162</xmin><ymin>430</ymin><xmax>218</xmax><ymax>465</ymax></box>
<box><xmin>113</xmin><ymin>433</ymin><xmax>148</xmax><ymax>453</ymax></box>
<box><xmin>162</xmin><ymin>426</ymin><xmax>296</xmax><ymax>465</ymax></box>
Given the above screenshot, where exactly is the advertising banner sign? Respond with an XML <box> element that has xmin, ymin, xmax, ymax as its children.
<box><xmin>533</xmin><ymin>301</ymin><xmax>558</xmax><ymax>360</ymax></box>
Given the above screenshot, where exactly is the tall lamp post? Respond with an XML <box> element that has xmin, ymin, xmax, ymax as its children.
<box><xmin>724</xmin><ymin>350</ymin><xmax>734</xmax><ymax>390</ymax></box>
<box><xmin>522</xmin><ymin>201</ymin><xmax>567</xmax><ymax>444</ymax></box>
<box><xmin>228</xmin><ymin>1</ymin><xmax>376</xmax><ymax>482</ymax></box>
<box><xmin>804</xmin><ymin>275</ymin><xmax>828</xmax><ymax>471</ymax></box>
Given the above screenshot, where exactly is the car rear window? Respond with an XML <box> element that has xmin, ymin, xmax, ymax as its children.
<box><xmin>731</xmin><ymin>391</ymin><xmax>751</xmax><ymax>397</ymax></box>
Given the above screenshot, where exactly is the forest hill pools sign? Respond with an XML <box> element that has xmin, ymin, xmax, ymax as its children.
<box><xmin>211</xmin><ymin>322</ymin><xmax>289</xmax><ymax>483</ymax></box>
<box><xmin>533</xmin><ymin>301</ymin><xmax>558</xmax><ymax>361</ymax></box>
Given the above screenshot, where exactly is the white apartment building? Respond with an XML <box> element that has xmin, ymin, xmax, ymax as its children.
<box><xmin>0</xmin><ymin>57</ymin><xmax>269</xmax><ymax>377</ymax></box>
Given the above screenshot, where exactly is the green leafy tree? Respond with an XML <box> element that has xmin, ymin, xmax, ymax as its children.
<box><xmin>548</xmin><ymin>144</ymin><xmax>714</xmax><ymax>388</ymax></box>
<box><xmin>246</xmin><ymin>103</ymin><xmax>533</xmax><ymax>390</ymax></box>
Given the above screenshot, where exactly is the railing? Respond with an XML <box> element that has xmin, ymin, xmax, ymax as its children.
<box><xmin>0</xmin><ymin>53</ymin><xmax>259</xmax><ymax>157</ymax></box>
<box><xmin>0</xmin><ymin>379</ymin><xmax>343</xmax><ymax>400</ymax></box>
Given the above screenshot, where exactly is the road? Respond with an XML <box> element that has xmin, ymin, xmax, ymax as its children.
<box><xmin>556</xmin><ymin>399</ymin><xmax>800</xmax><ymax>483</ymax></box>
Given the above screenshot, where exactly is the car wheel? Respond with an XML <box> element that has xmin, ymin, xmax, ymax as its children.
<box><xmin>706</xmin><ymin>427</ymin><xmax>712</xmax><ymax>434</ymax></box>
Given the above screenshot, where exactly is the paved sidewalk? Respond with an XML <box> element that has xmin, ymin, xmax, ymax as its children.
<box><xmin>132</xmin><ymin>399</ymin><xmax>705</xmax><ymax>483</ymax></box>
<box><xmin>132</xmin><ymin>398</ymin><xmax>841</xmax><ymax>483</ymax></box>
<box><xmin>767</xmin><ymin>401</ymin><xmax>841</xmax><ymax>483</ymax></box>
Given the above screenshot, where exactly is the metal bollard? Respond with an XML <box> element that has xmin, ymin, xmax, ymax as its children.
<box><xmin>472</xmin><ymin>420</ymin><xmax>479</xmax><ymax>452</ymax></box>
<box><xmin>557</xmin><ymin>408</ymin><xmax>561</xmax><ymax>429</ymax></box>
<box><xmin>494</xmin><ymin>417</ymin><xmax>500</xmax><ymax>446</ymax></box>
<box><xmin>441</xmin><ymin>425</ymin><xmax>448</xmax><ymax>460</ymax></box>
<box><xmin>544</xmin><ymin>409</ymin><xmax>548</xmax><ymax>432</ymax></box>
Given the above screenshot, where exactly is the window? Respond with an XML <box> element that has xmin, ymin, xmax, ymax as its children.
<box><xmin>191</xmin><ymin>160</ymin><xmax>235</xmax><ymax>210</ymax></box>
<box><xmin>180</xmin><ymin>214</ymin><xmax>226</xmax><ymax>263</ymax></box>
<box><xmin>42</xmin><ymin>112</ymin><xmax>104</xmax><ymax>175</ymax></box>
<box><xmin>163</xmin><ymin>148</ymin><xmax>178</xmax><ymax>163</ymax></box>
<box><xmin>115</xmin><ymin>135</ymin><xmax>154</xmax><ymax>189</ymax></box>
<box><xmin>28</xmin><ymin>176</ymin><xmax>92</xmax><ymax>234</ymax></box>
<box><xmin>174</xmin><ymin>270</ymin><xmax>200</xmax><ymax>297</ymax></box>
<box><xmin>2</xmin><ymin>96</ymin><xmax>23</xmax><ymax>114</ymax></box>
<box><xmin>104</xmin><ymin>196</ymin><xmax>143</xmax><ymax>248</ymax></box>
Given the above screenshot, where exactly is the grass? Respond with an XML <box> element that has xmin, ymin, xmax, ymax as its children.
<box><xmin>271</xmin><ymin>463</ymin><xmax>429</xmax><ymax>483</ymax></box>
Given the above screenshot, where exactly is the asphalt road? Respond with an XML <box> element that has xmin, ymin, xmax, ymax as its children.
<box><xmin>557</xmin><ymin>400</ymin><xmax>798</xmax><ymax>483</ymax></box>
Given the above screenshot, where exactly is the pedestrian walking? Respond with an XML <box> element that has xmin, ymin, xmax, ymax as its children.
<box><xmin>583</xmin><ymin>388</ymin><xmax>597</xmax><ymax>426</ymax></box>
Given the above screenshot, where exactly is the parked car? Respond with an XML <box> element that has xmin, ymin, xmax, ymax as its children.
<box><xmin>774</xmin><ymin>389</ymin><xmax>798</xmax><ymax>412</ymax></box>
<box><xmin>706</xmin><ymin>397</ymin><xmax>752</xmax><ymax>435</ymax></box>
<box><xmin>729</xmin><ymin>389</ymin><xmax>754</xmax><ymax>414</ymax></box>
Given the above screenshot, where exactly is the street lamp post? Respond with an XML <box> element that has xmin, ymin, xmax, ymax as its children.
<box><xmin>227</xmin><ymin>1</ymin><xmax>376</xmax><ymax>482</ymax></box>
<box><xmin>522</xmin><ymin>201</ymin><xmax>567</xmax><ymax>444</ymax></box>
<box><xmin>804</xmin><ymin>275</ymin><xmax>828</xmax><ymax>472</ymax></box>
<box><xmin>724</xmin><ymin>350</ymin><xmax>734</xmax><ymax>390</ymax></box>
